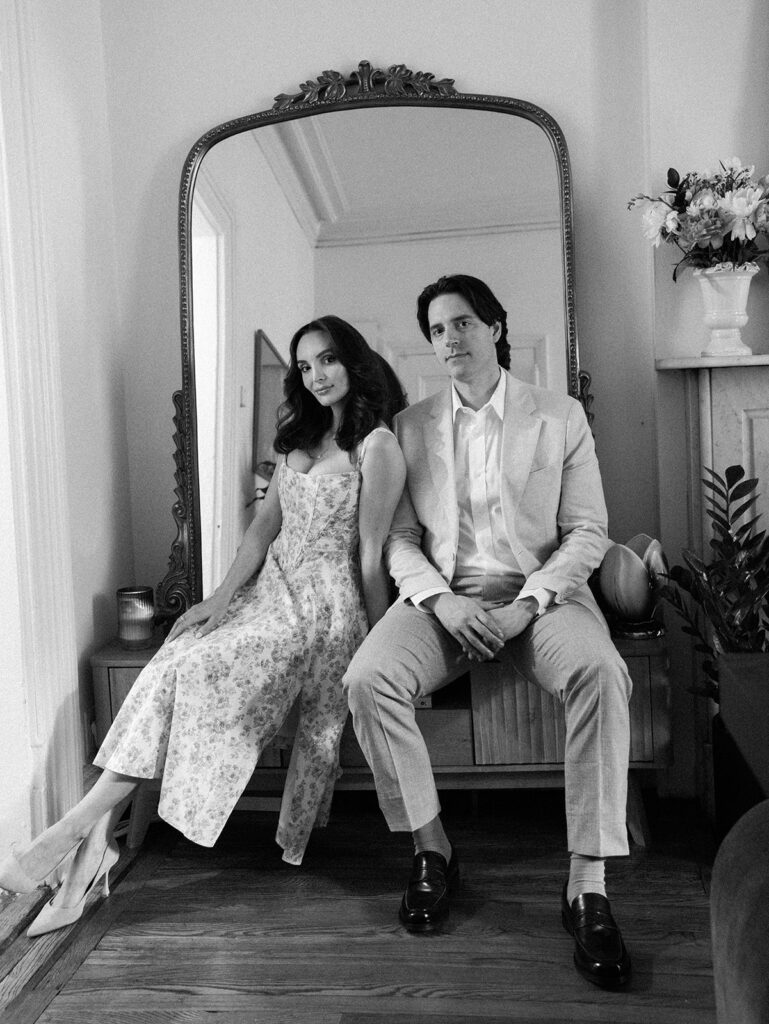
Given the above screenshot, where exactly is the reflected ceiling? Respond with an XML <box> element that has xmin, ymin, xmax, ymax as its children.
<box><xmin>252</xmin><ymin>107</ymin><xmax>559</xmax><ymax>246</ymax></box>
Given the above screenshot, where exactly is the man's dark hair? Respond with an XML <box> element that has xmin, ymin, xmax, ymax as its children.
<box><xmin>416</xmin><ymin>274</ymin><xmax>511</xmax><ymax>370</ymax></box>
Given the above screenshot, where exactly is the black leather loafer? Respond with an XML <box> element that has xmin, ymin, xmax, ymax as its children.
<box><xmin>399</xmin><ymin>849</ymin><xmax>459</xmax><ymax>933</ymax></box>
<box><xmin>561</xmin><ymin>884</ymin><xmax>631</xmax><ymax>989</ymax></box>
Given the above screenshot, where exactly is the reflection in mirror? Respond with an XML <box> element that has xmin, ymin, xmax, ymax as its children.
<box><xmin>252</xmin><ymin>328</ymin><xmax>288</xmax><ymax>479</ymax></box>
<box><xmin>192</xmin><ymin>104</ymin><xmax>571</xmax><ymax>597</ymax></box>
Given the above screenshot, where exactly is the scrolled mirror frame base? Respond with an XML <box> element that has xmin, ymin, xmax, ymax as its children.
<box><xmin>579</xmin><ymin>370</ymin><xmax>594</xmax><ymax>428</ymax></box>
<box><xmin>155</xmin><ymin>389</ymin><xmax>194</xmax><ymax>626</ymax></box>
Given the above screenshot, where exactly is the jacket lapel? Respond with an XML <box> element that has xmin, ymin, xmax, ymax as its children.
<box><xmin>500</xmin><ymin>373</ymin><xmax>543</xmax><ymax>529</ymax></box>
<box><xmin>423</xmin><ymin>389</ymin><xmax>459</xmax><ymax>546</ymax></box>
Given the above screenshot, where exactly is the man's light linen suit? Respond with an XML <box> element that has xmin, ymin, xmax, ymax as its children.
<box><xmin>344</xmin><ymin>372</ymin><xmax>632</xmax><ymax>857</ymax></box>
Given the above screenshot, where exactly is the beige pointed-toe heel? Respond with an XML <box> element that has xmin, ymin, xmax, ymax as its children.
<box><xmin>27</xmin><ymin>841</ymin><xmax>120</xmax><ymax>938</ymax></box>
<box><xmin>0</xmin><ymin>836</ymin><xmax>86</xmax><ymax>896</ymax></box>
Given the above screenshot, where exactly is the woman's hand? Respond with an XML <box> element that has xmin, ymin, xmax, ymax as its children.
<box><xmin>166</xmin><ymin>592</ymin><xmax>232</xmax><ymax>642</ymax></box>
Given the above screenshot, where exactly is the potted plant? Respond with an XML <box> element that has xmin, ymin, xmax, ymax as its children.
<box><xmin>660</xmin><ymin>464</ymin><xmax>769</xmax><ymax>833</ymax></box>
<box><xmin>628</xmin><ymin>159</ymin><xmax>769</xmax><ymax>356</ymax></box>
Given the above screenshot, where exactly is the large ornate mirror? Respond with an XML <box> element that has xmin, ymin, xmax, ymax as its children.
<box><xmin>156</xmin><ymin>61</ymin><xmax>580</xmax><ymax>617</ymax></box>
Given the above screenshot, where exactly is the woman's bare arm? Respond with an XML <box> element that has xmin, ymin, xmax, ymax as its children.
<box><xmin>167</xmin><ymin>462</ymin><xmax>284</xmax><ymax>640</ymax></box>
<box><xmin>357</xmin><ymin>431</ymin><xmax>407</xmax><ymax>628</ymax></box>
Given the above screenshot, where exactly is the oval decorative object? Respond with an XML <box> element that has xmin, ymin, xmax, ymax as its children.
<box><xmin>599</xmin><ymin>542</ymin><xmax>656</xmax><ymax>622</ymax></box>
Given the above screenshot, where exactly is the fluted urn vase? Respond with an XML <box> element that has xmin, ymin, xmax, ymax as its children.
<box><xmin>694</xmin><ymin>264</ymin><xmax>759</xmax><ymax>358</ymax></box>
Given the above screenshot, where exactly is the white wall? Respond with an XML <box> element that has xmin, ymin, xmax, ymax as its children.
<box><xmin>31</xmin><ymin>0</ymin><xmax>133</xmax><ymax>740</ymax></box>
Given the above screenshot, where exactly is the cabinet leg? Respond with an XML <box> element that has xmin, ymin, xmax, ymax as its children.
<box><xmin>127</xmin><ymin>783</ymin><xmax>159</xmax><ymax>849</ymax></box>
<box><xmin>626</xmin><ymin>773</ymin><xmax>651</xmax><ymax>847</ymax></box>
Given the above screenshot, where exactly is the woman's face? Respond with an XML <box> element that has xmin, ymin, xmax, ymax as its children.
<box><xmin>295</xmin><ymin>330</ymin><xmax>351</xmax><ymax>409</ymax></box>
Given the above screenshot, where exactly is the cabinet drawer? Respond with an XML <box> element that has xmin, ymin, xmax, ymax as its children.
<box><xmin>108</xmin><ymin>667</ymin><xmax>142</xmax><ymax>721</ymax></box>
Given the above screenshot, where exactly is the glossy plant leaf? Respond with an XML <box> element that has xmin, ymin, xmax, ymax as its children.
<box><xmin>661</xmin><ymin>464</ymin><xmax>769</xmax><ymax>701</ymax></box>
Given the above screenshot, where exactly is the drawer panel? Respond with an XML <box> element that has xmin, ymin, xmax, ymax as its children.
<box><xmin>108</xmin><ymin>667</ymin><xmax>142</xmax><ymax>721</ymax></box>
<box><xmin>470</xmin><ymin>650</ymin><xmax>660</xmax><ymax>766</ymax></box>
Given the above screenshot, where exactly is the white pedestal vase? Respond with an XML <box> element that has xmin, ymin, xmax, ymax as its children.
<box><xmin>694</xmin><ymin>263</ymin><xmax>759</xmax><ymax>358</ymax></box>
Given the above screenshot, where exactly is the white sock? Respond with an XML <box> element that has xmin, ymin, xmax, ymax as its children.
<box><xmin>413</xmin><ymin>836</ymin><xmax>452</xmax><ymax>863</ymax></box>
<box><xmin>567</xmin><ymin>853</ymin><xmax>606</xmax><ymax>904</ymax></box>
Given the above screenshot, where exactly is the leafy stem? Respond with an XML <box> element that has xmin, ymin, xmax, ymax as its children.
<box><xmin>660</xmin><ymin>465</ymin><xmax>769</xmax><ymax>701</ymax></box>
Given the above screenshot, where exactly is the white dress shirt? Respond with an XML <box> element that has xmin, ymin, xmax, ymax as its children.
<box><xmin>412</xmin><ymin>371</ymin><xmax>552</xmax><ymax>615</ymax></box>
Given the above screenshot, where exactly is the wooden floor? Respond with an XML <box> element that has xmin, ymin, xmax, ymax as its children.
<box><xmin>0</xmin><ymin>790</ymin><xmax>716</xmax><ymax>1023</ymax></box>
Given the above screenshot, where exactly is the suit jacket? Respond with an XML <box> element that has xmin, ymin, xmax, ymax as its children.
<box><xmin>384</xmin><ymin>371</ymin><xmax>610</xmax><ymax>620</ymax></box>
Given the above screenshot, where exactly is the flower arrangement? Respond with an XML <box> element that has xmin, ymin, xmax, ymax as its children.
<box><xmin>628</xmin><ymin>158</ymin><xmax>769</xmax><ymax>280</ymax></box>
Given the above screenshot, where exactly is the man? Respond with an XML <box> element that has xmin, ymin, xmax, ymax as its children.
<box><xmin>343</xmin><ymin>274</ymin><xmax>632</xmax><ymax>989</ymax></box>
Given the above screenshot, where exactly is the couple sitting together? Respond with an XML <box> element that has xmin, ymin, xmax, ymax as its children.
<box><xmin>0</xmin><ymin>274</ymin><xmax>632</xmax><ymax>989</ymax></box>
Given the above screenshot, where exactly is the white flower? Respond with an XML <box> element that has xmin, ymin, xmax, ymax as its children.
<box><xmin>722</xmin><ymin>156</ymin><xmax>754</xmax><ymax>178</ymax></box>
<box><xmin>639</xmin><ymin>200</ymin><xmax>677</xmax><ymax>247</ymax></box>
<box><xmin>688</xmin><ymin>189</ymin><xmax>716</xmax><ymax>213</ymax></box>
<box><xmin>719</xmin><ymin>187</ymin><xmax>763</xmax><ymax>241</ymax></box>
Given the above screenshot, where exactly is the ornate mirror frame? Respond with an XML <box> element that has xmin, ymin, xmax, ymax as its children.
<box><xmin>155</xmin><ymin>60</ymin><xmax>581</xmax><ymax>620</ymax></box>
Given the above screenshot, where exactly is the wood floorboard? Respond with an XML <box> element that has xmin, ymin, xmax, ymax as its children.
<box><xmin>36</xmin><ymin>991</ymin><xmax>714</xmax><ymax>1024</ymax></box>
<box><xmin>3</xmin><ymin>792</ymin><xmax>716</xmax><ymax>1024</ymax></box>
<box><xmin>95</xmin><ymin>908</ymin><xmax>712</xmax><ymax>954</ymax></box>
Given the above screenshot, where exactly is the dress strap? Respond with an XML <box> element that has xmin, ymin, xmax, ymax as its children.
<box><xmin>357</xmin><ymin>425</ymin><xmax>393</xmax><ymax>467</ymax></box>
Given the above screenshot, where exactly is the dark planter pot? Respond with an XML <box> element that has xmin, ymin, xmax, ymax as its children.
<box><xmin>713</xmin><ymin>653</ymin><xmax>769</xmax><ymax>841</ymax></box>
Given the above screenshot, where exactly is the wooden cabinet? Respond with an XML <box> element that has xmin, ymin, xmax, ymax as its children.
<box><xmin>92</xmin><ymin>639</ymin><xmax>163</xmax><ymax>745</ymax></box>
<box><xmin>469</xmin><ymin>635</ymin><xmax>671</xmax><ymax>769</ymax></box>
<box><xmin>92</xmin><ymin>632</ymin><xmax>671</xmax><ymax>847</ymax></box>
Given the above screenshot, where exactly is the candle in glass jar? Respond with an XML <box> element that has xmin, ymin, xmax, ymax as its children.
<box><xmin>116</xmin><ymin>586</ymin><xmax>155</xmax><ymax>649</ymax></box>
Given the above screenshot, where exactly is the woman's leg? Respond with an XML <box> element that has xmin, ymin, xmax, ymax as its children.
<box><xmin>9</xmin><ymin>769</ymin><xmax>140</xmax><ymax>884</ymax></box>
<box><xmin>53</xmin><ymin>795</ymin><xmax>132</xmax><ymax>907</ymax></box>
<box><xmin>275</xmin><ymin>672</ymin><xmax>350</xmax><ymax>865</ymax></box>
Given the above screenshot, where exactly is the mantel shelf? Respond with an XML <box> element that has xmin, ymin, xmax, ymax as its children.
<box><xmin>656</xmin><ymin>355</ymin><xmax>769</xmax><ymax>370</ymax></box>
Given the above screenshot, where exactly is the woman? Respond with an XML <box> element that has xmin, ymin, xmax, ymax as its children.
<box><xmin>0</xmin><ymin>316</ymin><xmax>407</xmax><ymax>935</ymax></box>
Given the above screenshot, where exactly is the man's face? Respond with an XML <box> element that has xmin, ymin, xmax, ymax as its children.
<box><xmin>427</xmin><ymin>292</ymin><xmax>500</xmax><ymax>384</ymax></box>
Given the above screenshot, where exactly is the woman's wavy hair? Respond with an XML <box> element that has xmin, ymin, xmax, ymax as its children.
<box><xmin>274</xmin><ymin>315</ymin><xmax>407</xmax><ymax>455</ymax></box>
<box><xmin>416</xmin><ymin>274</ymin><xmax>511</xmax><ymax>370</ymax></box>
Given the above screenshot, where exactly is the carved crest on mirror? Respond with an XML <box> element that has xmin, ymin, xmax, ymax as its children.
<box><xmin>155</xmin><ymin>60</ymin><xmax>581</xmax><ymax>621</ymax></box>
<box><xmin>273</xmin><ymin>60</ymin><xmax>457</xmax><ymax>108</ymax></box>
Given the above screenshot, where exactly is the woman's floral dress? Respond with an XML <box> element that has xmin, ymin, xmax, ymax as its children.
<box><xmin>94</xmin><ymin>427</ymin><xmax>391</xmax><ymax>864</ymax></box>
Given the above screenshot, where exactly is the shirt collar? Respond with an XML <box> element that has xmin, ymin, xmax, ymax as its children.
<box><xmin>452</xmin><ymin>369</ymin><xmax>506</xmax><ymax>421</ymax></box>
